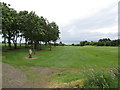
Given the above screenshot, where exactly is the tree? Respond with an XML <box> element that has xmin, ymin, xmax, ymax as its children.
<box><xmin>18</xmin><ymin>11</ymin><xmax>29</xmax><ymax>47</ymax></box>
<box><xmin>2</xmin><ymin>2</ymin><xmax>16</xmax><ymax>49</ymax></box>
<box><xmin>50</xmin><ymin>22</ymin><xmax>60</xmax><ymax>46</ymax></box>
<box><xmin>10</xmin><ymin>9</ymin><xmax>20</xmax><ymax>49</ymax></box>
<box><xmin>1</xmin><ymin>2</ymin><xmax>60</xmax><ymax>50</ymax></box>
<box><xmin>80</xmin><ymin>41</ymin><xmax>87</xmax><ymax>46</ymax></box>
<box><xmin>97</xmin><ymin>38</ymin><xmax>111</xmax><ymax>46</ymax></box>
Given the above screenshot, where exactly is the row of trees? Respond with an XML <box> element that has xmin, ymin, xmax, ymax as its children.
<box><xmin>48</xmin><ymin>38</ymin><xmax>120</xmax><ymax>46</ymax></box>
<box><xmin>1</xmin><ymin>2</ymin><xmax>60</xmax><ymax>50</ymax></box>
<box><xmin>79</xmin><ymin>38</ymin><xmax>120</xmax><ymax>46</ymax></box>
<box><xmin>57</xmin><ymin>38</ymin><xmax>119</xmax><ymax>46</ymax></box>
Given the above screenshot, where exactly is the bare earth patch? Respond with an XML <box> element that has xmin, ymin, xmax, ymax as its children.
<box><xmin>2</xmin><ymin>62</ymin><xmax>66</xmax><ymax>88</ymax></box>
<box><xmin>2</xmin><ymin>63</ymin><xmax>30</xmax><ymax>88</ymax></box>
<box><xmin>49</xmin><ymin>79</ymin><xmax>84</xmax><ymax>88</ymax></box>
<box><xmin>24</xmin><ymin>57</ymin><xmax>38</xmax><ymax>60</ymax></box>
<box><xmin>0</xmin><ymin>56</ymin><xmax>5</xmax><ymax>59</ymax></box>
<box><xmin>23</xmin><ymin>67</ymin><xmax>65</xmax><ymax>88</ymax></box>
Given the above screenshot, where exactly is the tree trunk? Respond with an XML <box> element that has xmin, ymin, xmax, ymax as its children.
<box><xmin>25</xmin><ymin>39</ymin><xmax>28</xmax><ymax>48</ymax></box>
<box><xmin>12</xmin><ymin>39</ymin><xmax>17</xmax><ymax>49</ymax></box>
<box><xmin>49</xmin><ymin>41</ymin><xmax>51</xmax><ymax>51</ymax></box>
<box><xmin>5</xmin><ymin>42</ymin><xmax>6</xmax><ymax>47</ymax></box>
<box><xmin>31</xmin><ymin>40</ymin><xmax>36</xmax><ymax>55</ymax></box>
<box><xmin>19</xmin><ymin>37</ymin><xmax>22</xmax><ymax>47</ymax></box>
<box><xmin>8</xmin><ymin>37</ymin><xmax>11</xmax><ymax>49</ymax></box>
<box><xmin>31</xmin><ymin>40</ymin><xmax>34</xmax><ymax>49</ymax></box>
<box><xmin>34</xmin><ymin>41</ymin><xmax>37</xmax><ymax>50</ymax></box>
<box><xmin>39</xmin><ymin>41</ymin><xmax>42</xmax><ymax>50</ymax></box>
<box><xmin>14</xmin><ymin>36</ymin><xmax>18</xmax><ymax>49</ymax></box>
<box><xmin>4</xmin><ymin>37</ymin><xmax>6</xmax><ymax>47</ymax></box>
<box><xmin>34</xmin><ymin>41</ymin><xmax>39</xmax><ymax>50</ymax></box>
<box><xmin>45</xmin><ymin>42</ymin><xmax>47</xmax><ymax>46</ymax></box>
<box><xmin>54</xmin><ymin>41</ymin><xmax>56</xmax><ymax>47</ymax></box>
<box><xmin>14</xmin><ymin>43</ymin><xmax>17</xmax><ymax>49</ymax></box>
<box><xmin>8</xmin><ymin>30</ymin><xmax>12</xmax><ymax>49</ymax></box>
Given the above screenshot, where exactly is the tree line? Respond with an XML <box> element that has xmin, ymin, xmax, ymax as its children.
<box><xmin>74</xmin><ymin>38</ymin><xmax>119</xmax><ymax>46</ymax></box>
<box><xmin>54</xmin><ymin>38</ymin><xmax>120</xmax><ymax>46</ymax></box>
<box><xmin>1</xmin><ymin>2</ymin><xmax>60</xmax><ymax>50</ymax></box>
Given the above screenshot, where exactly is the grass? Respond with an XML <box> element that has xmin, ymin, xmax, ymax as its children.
<box><xmin>1</xmin><ymin>45</ymin><xmax>118</xmax><ymax>87</ymax></box>
<box><xmin>50</xmin><ymin>71</ymin><xmax>85</xmax><ymax>83</ymax></box>
<box><xmin>83</xmin><ymin>68</ymin><xmax>119</xmax><ymax>88</ymax></box>
<box><xmin>2</xmin><ymin>46</ymin><xmax>118</xmax><ymax>69</ymax></box>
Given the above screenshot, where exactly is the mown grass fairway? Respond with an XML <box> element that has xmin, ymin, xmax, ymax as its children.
<box><xmin>2</xmin><ymin>46</ymin><xmax>118</xmax><ymax>68</ymax></box>
<box><xmin>2</xmin><ymin>46</ymin><xmax>118</xmax><ymax>87</ymax></box>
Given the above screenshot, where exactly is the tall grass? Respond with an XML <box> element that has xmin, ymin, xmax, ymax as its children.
<box><xmin>83</xmin><ymin>68</ymin><xmax>119</xmax><ymax>88</ymax></box>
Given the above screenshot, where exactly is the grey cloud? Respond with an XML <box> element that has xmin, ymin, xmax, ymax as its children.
<box><xmin>62</xmin><ymin>3</ymin><xmax>117</xmax><ymax>31</ymax></box>
<box><xmin>60</xmin><ymin>3</ymin><xmax>118</xmax><ymax>43</ymax></box>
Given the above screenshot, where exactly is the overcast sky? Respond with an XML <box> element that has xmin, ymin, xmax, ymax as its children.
<box><xmin>1</xmin><ymin>0</ymin><xmax>119</xmax><ymax>44</ymax></box>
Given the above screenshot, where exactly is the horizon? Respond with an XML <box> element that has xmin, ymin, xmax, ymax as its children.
<box><xmin>0</xmin><ymin>38</ymin><xmax>118</xmax><ymax>45</ymax></box>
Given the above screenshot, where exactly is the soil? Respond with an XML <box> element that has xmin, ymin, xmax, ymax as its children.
<box><xmin>24</xmin><ymin>67</ymin><xmax>65</xmax><ymax>88</ymax></box>
<box><xmin>24</xmin><ymin>57</ymin><xmax>38</xmax><ymax>60</ymax></box>
<box><xmin>2</xmin><ymin>63</ymin><xmax>65</xmax><ymax>88</ymax></box>
<box><xmin>0</xmin><ymin>56</ymin><xmax>5</xmax><ymax>59</ymax></box>
<box><xmin>2</xmin><ymin>63</ymin><xmax>30</xmax><ymax>88</ymax></box>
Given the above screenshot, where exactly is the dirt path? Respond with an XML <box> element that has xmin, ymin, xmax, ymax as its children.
<box><xmin>2</xmin><ymin>63</ymin><xmax>65</xmax><ymax>88</ymax></box>
<box><xmin>2</xmin><ymin>63</ymin><xmax>30</xmax><ymax>88</ymax></box>
<box><xmin>20</xmin><ymin>66</ymin><xmax>65</xmax><ymax>88</ymax></box>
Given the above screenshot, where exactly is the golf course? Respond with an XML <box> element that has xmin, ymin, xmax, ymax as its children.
<box><xmin>1</xmin><ymin>1</ymin><xmax>119</xmax><ymax>88</ymax></box>
<box><xmin>2</xmin><ymin>45</ymin><xmax>118</xmax><ymax>88</ymax></box>
<box><xmin>2</xmin><ymin>46</ymin><xmax>118</xmax><ymax>68</ymax></box>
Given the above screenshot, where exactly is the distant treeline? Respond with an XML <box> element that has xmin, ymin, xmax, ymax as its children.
<box><xmin>80</xmin><ymin>38</ymin><xmax>120</xmax><ymax>46</ymax></box>
<box><xmin>57</xmin><ymin>38</ymin><xmax>120</xmax><ymax>46</ymax></box>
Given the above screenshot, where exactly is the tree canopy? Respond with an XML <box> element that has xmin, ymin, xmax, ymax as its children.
<box><xmin>1</xmin><ymin>2</ymin><xmax>60</xmax><ymax>50</ymax></box>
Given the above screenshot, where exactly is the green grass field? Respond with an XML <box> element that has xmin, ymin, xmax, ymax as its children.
<box><xmin>2</xmin><ymin>46</ymin><xmax>118</xmax><ymax>68</ymax></box>
<box><xmin>2</xmin><ymin>46</ymin><xmax>118</xmax><ymax>87</ymax></box>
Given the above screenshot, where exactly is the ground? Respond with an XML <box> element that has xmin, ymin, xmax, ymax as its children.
<box><xmin>1</xmin><ymin>46</ymin><xmax>118</xmax><ymax>88</ymax></box>
<box><xmin>2</xmin><ymin>63</ymin><xmax>30</xmax><ymax>88</ymax></box>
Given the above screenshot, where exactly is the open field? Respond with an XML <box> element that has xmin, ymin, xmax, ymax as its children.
<box><xmin>2</xmin><ymin>46</ymin><xmax>118</xmax><ymax>88</ymax></box>
<box><xmin>2</xmin><ymin>46</ymin><xmax>118</xmax><ymax>68</ymax></box>
<box><xmin>1</xmin><ymin>0</ymin><xmax>119</xmax><ymax>88</ymax></box>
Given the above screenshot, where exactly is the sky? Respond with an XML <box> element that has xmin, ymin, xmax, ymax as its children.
<box><xmin>1</xmin><ymin>0</ymin><xmax>120</xmax><ymax>44</ymax></box>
